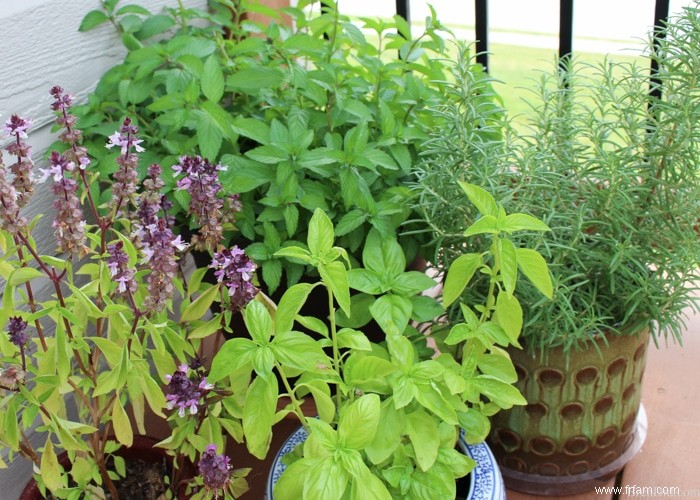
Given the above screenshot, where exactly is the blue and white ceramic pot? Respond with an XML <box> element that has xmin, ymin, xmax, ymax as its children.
<box><xmin>266</xmin><ymin>427</ymin><xmax>505</xmax><ymax>500</ymax></box>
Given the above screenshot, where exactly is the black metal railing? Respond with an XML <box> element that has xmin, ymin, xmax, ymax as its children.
<box><xmin>393</xmin><ymin>0</ymin><xmax>671</xmax><ymax>90</ymax></box>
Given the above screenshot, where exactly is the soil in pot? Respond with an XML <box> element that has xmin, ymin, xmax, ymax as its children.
<box><xmin>19</xmin><ymin>436</ymin><xmax>193</xmax><ymax>500</ymax></box>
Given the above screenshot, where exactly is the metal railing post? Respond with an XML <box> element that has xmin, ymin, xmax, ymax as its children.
<box><xmin>475</xmin><ymin>0</ymin><xmax>489</xmax><ymax>71</ymax></box>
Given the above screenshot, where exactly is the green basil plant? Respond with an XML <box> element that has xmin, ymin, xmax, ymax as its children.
<box><xmin>76</xmin><ymin>0</ymin><xmax>503</xmax><ymax>293</ymax></box>
<box><xmin>209</xmin><ymin>183</ymin><xmax>552</xmax><ymax>499</ymax></box>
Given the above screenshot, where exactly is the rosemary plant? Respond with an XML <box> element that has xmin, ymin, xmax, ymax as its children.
<box><xmin>413</xmin><ymin>4</ymin><xmax>700</xmax><ymax>353</ymax></box>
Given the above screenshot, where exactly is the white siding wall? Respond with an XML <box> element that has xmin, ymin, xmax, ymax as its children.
<box><xmin>0</xmin><ymin>0</ymin><xmax>205</xmax><ymax>495</ymax></box>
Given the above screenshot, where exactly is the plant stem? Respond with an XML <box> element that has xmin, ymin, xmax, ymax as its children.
<box><xmin>276</xmin><ymin>362</ymin><xmax>309</xmax><ymax>429</ymax></box>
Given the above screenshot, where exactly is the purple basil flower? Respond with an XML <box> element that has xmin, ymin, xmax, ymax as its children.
<box><xmin>50</xmin><ymin>87</ymin><xmax>89</xmax><ymax>167</ymax></box>
<box><xmin>210</xmin><ymin>247</ymin><xmax>257</xmax><ymax>312</ymax></box>
<box><xmin>107</xmin><ymin>242</ymin><xmax>137</xmax><ymax>295</ymax></box>
<box><xmin>106</xmin><ymin>117</ymin><xmax>144</xmax><ymax>155</ymax></box>
<box><xmin>46</xmin><ymin>151</ymin><xmax>86</xmax><ymax>256</ymax></box>
<box><xmin>7</xmin><ymin>316</ymin><xmax>28</xmax><ymax>347</ymax></box>
<box><xmin>2</xmin><ymin>114</ymin><xmax>31</xmax><ymax>139</ymax></box>
<box><xmin>135</xmin><ymin>164</ymin><xmax>167</xmax><ymax>231</ymax></box>
<box><xmin>108</xmin><ymin>118</ymin><xmax>142</xmax><ymax>216</ymax></box>
<box><xmin>0</xmin><ymin>155</ymin><xmax>26</xmax><ymax>234</ymax></box>
<box><xmin>198</xmin><ymin>444</ymin><xmax>232</xmax><ymax>494</ymax></box>
<box><xmin>0</xmin><ymin>365</ymin><xmax>25</xmax><ymax>388</ymax></box>
<box><xmin>3</xmin><ymin>114</ymin><xmax>34</xmax><ymax>207</ymax></box>
<box><xmin>141</xmin><ymin>218</ymin><xmax>187</xmax><ymax>314</ymax></box>
<box><xmin>165</xmin><ymin>364</ymin><xmax>213</xmax><ymax>417</ymax></box>
<box><xmin>173</xmin><ymin>155</ymin><xmax>224</xmax><ymax>250</ymax></box>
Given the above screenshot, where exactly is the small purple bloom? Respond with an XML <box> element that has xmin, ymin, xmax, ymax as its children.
<box><xmin>141</xmin><ymin>218</ymin><xmax>183</xmax><ymax>314</ymax></box>
<box><xmin>106</xmin><ymin>123</ymin><xmax>144</xmax><ymax>156</ymax></box>
<box><xmin>48</xmin><ymin>151</ymin><xmax>86</xmax><ymax>256</ymax></box>
<box><xmin>107</xmin><ymin>242</ymin><xmax>137</xmax><ymax>295</ymax></box>
<box><xmin>3</xmin><ymin>115</ymin><xmax>32</xmax><ymax>139</ymax></box>
<box><xmin>173</xmin><ymin>155</ymin><xmax>224</xmax><ymax>250</ymax></box>
<box><xmin>7</xmin><ymin>316</ymin><xmax>28</xmax><ymax>347</ymax></box>
<box><xmin>50</xmin><ymin>86</ymin><xmax>73</xmax><ymax>112</ymax></box>
<box><xmin>165</xmin><ymin>364</ymin><xmax>213</xmax><ymax>418</ymax></box>
<box><xmin>198</xmin><ymin>444</ymin><xmax>232</xmax><ymax>494</ymax></box>
<box><xmin>210</xmin><ymin>247</ymin><xmax>257</xmax><ymax>312</ymax></box>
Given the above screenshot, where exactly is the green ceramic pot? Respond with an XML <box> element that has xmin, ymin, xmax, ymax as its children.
<box><xmin>488</xmin><ymin>327</ymin><xmax>650</xmax><ymax>495</ymax></box>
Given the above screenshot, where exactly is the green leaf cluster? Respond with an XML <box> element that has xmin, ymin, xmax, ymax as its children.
<box><xmin>74</xmin><ymin>0</ymin><xmax>502</xmax><ymax>293</ymax></box>
<box><xmin>210</xmin><ymin>204</ymin><xmax>537</xmax><ymax>498</ymax></box>
<box><xmin>413</xmin><ymin>9</ymin><xmax>700</xmax><ymax>353</ymax></box>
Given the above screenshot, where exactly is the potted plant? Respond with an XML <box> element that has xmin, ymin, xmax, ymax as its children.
<box><xmin>74</xmin><ymin>0</ymin><xmax>501</xmax><ymax>293</ymax></box>
<box><xmin>0</xmin><ymin>89</ymin><xmax>252</xmax><ymax>499</ymax></box>
<box><xmin>208</xmin><ymin>181</ymin><xmax>553</xmax><ymax>499</ymax></box>
<box><xmin>413</xmin><ymin>4</ymin><xmax>699</xmax><ymax>494</ymax></box>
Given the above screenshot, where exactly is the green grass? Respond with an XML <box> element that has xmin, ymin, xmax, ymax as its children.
<box><xmin>487</xmin><ymin>43</ymin><xmax>646</xmax><ymax>127</ymax></box>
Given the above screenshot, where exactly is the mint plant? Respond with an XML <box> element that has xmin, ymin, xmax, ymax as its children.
<box><xmin>0</xmin><ymin>91</ymin><xmax>252</xmax><ymax>499</ymax></box>
<box><xmin>75</xmin><ymin>0</ymin><xmax>503</xmax><ymax>293</ymax></box>
<box><xmin>209</xmin><ymin>183</ymin><xmax>551</xmax><ymax>499</ymax></box>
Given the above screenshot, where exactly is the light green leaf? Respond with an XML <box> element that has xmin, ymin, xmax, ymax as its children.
<box><xmin>339</xmin><ymin>394</ymin><xmax>380</xmax><ymax>450</ymax></box>
<box><xmin>336</xmin><ymin>328</ymin><xmax>371</xmax><ymax>351</ymax></box>
<box><xmin>365</xmin><ymin>401</ymin><xmax>404</xmax><ymax>465</ymax></box>
<box><xmin>304</xmin><ymin>458</ymin><xmax>349</xmax><ymax>500</ymax></box>
<box><xmin>274</xmin><ymin>246</ymin><xmax>311</xmax><ymax>263</ymax></box>
<box><xmin>473</xmin><ymin>375</ymin><xmax>527</xmax><ymax>409</ymax></box>
<box><xmin>308</xmin><ymin>208</ymin><xmax>334</xmax><ymax>257</ymax></box>
<box><xmin>319</xmin><ymin>261</ymin><xmax>350</xmax><ymax>317</ymax></box>
<box><xmin>477</xmin><ymin>349</ymin><xmax>518</xmax><ymax>383</ymax></box>
<box><xmin>243</xmin><ymin>300</ymin><xmax>273</xmax><ymax>344</ymax></box>
<box><xmin>464</xmin><ymin>215</ymin><xmax>499</xmax><ymax>237</ymax></box>
<box><xmin>274</xmin><ymin>459</ymin><xmax>312</xmax><ymax>499</ymax></box>
<box><xmin>392</xmin><ymin>271</ymin><xmax>437</xmax><ymax>296</ymax></box>
<box><xmin>187</xmin><ymin>316</ymin><xmax>222</xmax><ymax>339</ymax></box>
<box><xmin>9</xmin><ymin>267</ymin><xmax>44</xmax><ymax>286</ymax></box>
<box><xmin>503</xmin><ymin>213</ymin><xmax>550</xmax><ymax>233</ymax></box>
<box><xmin>406</xmin><ymin>410</ymin><xmax>440</xmax><ymax>471</ymax></box>
<box><xmin>370</xmin><ymin>294</ymin><xmax>412</xmax><ymax>335</ymax></box>
<box><xmin>347</xmin><ymin>268</ymin><xmax>385</xmax><ymax>294</ymax></box>
<box><xmin>276</xmin><ymin>283</ymin><xmax>314</xmax><ymax>334</ymax></box>
<box><xmin>442</xmin><ymin>253</ymin><xmax>482</xmax><ymax>307</ymax></box>
<box><xmin>515</xmin><ymin>248</ymin><xmax>553</xmax><ymax>299</ymax></box>
<box><xmin>209</xmin><ymin>337</ymin><xmax>256</xmax><ymax>382</ymax></box>
<box><xmin>458</xmin><ymin>181</ymin><xmax>498</xmax><ymax>217</ymax></box>
<box><xmin>112</xmin><ymin>396</ymin><xmax>133</xmax><ymax>447</ymax></box>
<box><xmin>362</xmin><ymin>229</ymin><xmax>404</xmax><ymax>278</ymax></box>
<box><xmin>495</xmin><ymin>293</ymin><xmax>523</xmax><ymax>344</ymax></box>
<box><xmin>41</xmin><ymin>438</ymin><xmax>64</xmax><ymax>492</ymax></box>
<box><xmin>243</xmin><ymin>376</ymin><xmax>278</xmax><ymax>459</ymax></box>
<box><xmin>458</xmin><ymin>408</ymin><xmax>492</xmax><ymax>444</ymax></box>
<box><xmin>497</xmin><ymin>238</ymin><xmax>518</xmax><ymax>296</ymax></box>
<box><xmin>180</xmin><ymin>284</ymin><xmax>219</xmax><ymax>322</ymax></box>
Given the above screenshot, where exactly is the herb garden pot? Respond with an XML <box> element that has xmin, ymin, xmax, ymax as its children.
<box><xmin>487</xmin><ymin>327</ymin><xmax>650</xmax><ymax>495</ymax></box>
<box><xmin>265</xmin><ymin>425</ymin><xmax>505</xmax><ymax>500</ymax></box>
<box><xmin>19</xmin><ymin>435</ymin><xmax>193</xmax><ymax>500</ymax></box>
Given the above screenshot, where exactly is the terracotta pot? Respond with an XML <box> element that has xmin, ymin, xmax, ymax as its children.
<box><xmin>19</xmin><ymin>435</ymin><xmax>193</xmax><ymax>500</ymax></box>
<box><xmin>487</xmin><ymin>327</ymin><xmax>650</xmax><ymax>495</ymax></box>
